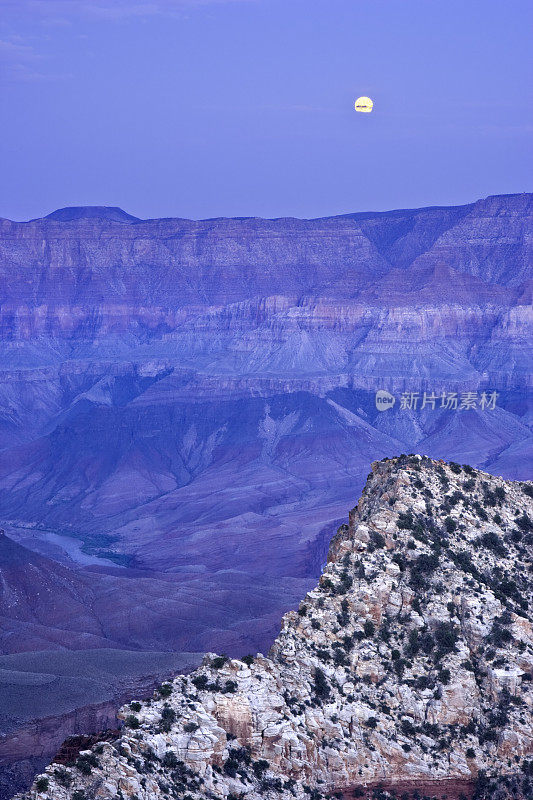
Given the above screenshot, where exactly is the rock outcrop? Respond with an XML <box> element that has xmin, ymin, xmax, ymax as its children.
<box><xmin>15</xmin><ymin>456</ymin><xmax>533</xmax><ymax>799</ymax></box>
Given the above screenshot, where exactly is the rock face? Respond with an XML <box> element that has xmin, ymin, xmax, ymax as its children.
<box><xmin>15</xmin><ymin>457</ymin><xmax>533</xmax><ymax>799</ymax></box>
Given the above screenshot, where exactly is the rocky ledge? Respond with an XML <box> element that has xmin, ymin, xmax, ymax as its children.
<box><xmin>15</xmin><ymin>456</ymin><xmax>533</xmax><ymax>800</ymax></box>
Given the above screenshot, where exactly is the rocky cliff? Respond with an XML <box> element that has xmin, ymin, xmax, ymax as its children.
<box><xmin>15</xmin><ymin>456</ymin><xmax>533</xmax><ymax>800</ymax></box>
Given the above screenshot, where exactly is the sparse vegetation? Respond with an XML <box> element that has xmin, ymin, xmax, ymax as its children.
<box><xmin>211</xmin><ymin>655</ymin><xmax>229</xmax><ymax>669</ymax></box>
<box><xmin>22</xmin><ymin>457</ymin><xmax>533</xmax><ymax>800</ymax></box>
<box><xmin>313</xmin><ymin>667</ymin><xmax>330</xmax><ymax>700</ymax></box>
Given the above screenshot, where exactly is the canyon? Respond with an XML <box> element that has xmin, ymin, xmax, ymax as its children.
<box><xmin>0</xmin><ymin>194</ymin><xmax>531</xmax><ymax>795</ymax></box>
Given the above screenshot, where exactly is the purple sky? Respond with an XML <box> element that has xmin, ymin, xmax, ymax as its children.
<box><xmin>1</xmin><ymin>0</ymin><xmax>532</xmax><ymax>221</ymax></box>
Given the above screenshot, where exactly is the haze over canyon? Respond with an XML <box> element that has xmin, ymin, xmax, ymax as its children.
<box><xmin>0</xmin><ymin>192</ymin><xmax>531</xmax><ymax>795</ymax></box>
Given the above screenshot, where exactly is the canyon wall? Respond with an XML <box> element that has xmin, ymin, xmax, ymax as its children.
<box><xmin>0</xmin><ymin>194</ymin><xmax>531</xmax><ymax>794</ymax></box>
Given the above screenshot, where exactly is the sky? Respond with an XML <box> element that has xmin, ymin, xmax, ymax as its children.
<box><xmin>1</xmin><ymin>0</ymin><xmax>532</xmax><ymax>221</ymax></box>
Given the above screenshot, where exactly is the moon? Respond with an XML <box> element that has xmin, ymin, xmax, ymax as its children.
<box><xmin>355</xmin><ymin>96</ymin><xmax>373</xmax><ymax>113</ymax></box>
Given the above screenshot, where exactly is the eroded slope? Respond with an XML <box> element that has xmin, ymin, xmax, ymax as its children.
<box><xmin>16</xmin><ymin>456</ymin><xmax>533</xmax><ymax>799</ymax></box>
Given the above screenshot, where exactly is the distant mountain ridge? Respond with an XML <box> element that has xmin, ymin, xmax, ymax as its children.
<box><xmin>0</xmin><ymin>193</ymin><xmax>530</xmax><ymax>310</ymax></box>
<box><xmin>40</xmin><ymin>206</ymin><xmax>141</xmax><ymax>223</ymax></box>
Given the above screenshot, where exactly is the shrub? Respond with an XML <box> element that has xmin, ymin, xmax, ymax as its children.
<box><xmin>72</xmin><ymin>793</ymin><xmax>87</xmax><ymax>800</ymax></box>
<box><xmin>419</xmin><ymin>629</ymin><xmax>435</xmax><ymax>651</ymax></box>
<box><xmin>365</xmin><ymin>716</ymin><xmax>378</xmax><ymax>729</ymax></box>
<box><xmin>159</xmin><ymin>706</ymin><xmax>176</xmax><ymax>732</ymax></box>
<box><xmin>370</xmin><ymin>531</ymin><xmax>386</xmax><ymax>549</ymax></box>
<box><xmin>76</xmin><ymin>753</ymin><xmax>98</xmax><ymax>775</ymax></box>
<box><xmin>183</xmin><ymin>721</ymin><xmax>199</xmax><ymax>733</ymax></box>
<box><xmin>341</xmin><ymin>634</ymin><xmax>354</xmax><ymax>652</ymax></box>
<box><xmin>393</xmin><ymin>658</ymin><xmax>406</xmax><ymax>677</ymax></box>
<box><xmin>489</xmin><ymin>618</ymin><xmax>513</xmax><ymax>647</ymax></box>
<box><xmin>313</xmin><ymin>667</ymin><xmax>330</xmax><ymax>699</ymax></box>
<box><xmin>392</xmin><ymin>553</ymin><xmax>406</xmax><ymax>571</ymax></box>
<box><xmin>223</xmin><ymin>756</ymin><xmax>239</xmax><ymax>778</ymax></box>
<box><xmin>479</xmin><ymin>530</ymin><xmax>506</xmax><ymax>556</ymax></box>
<box><xmin>452</xmin><ymin>550</ymin><xmax>480</xmax><ymax>580</ymax></box>
<box><xmin>522</xmin><ymin>484</ymin><xmax>533</xmax><ymax>499</ymax></box>
<box><xmin>363</xmin><ymin>620</ymin><xmax>375</xmax><ymax>637</ymax></box>
<box><xmin>498</xmin><ymin>576</ymin><xmax>520</xmax><ymax>602</ymax></box>
<box><xmin>337</xmin><ymin>599</ymin><xmax>350</xmax><ymax>627</ymax></box>
<box><xmin>444</xmin><ymin>516</ymin><xmax>456</xmax><ymax>533</ymax></box>
<box><xmin>449</xmin><ymin>462</ymin><xmax>462</xmax><ymax>474</ymax></box>
<box><xmin>401</xmin><ymin>719</ymin><xmax>416</xmax><ymax>736</ymax></box>
<box><xmin>483</xmin><ymin>488</ymin><xmax>498</xmax><ymax>507</ymax></box>
<box><xmin>252</xmin><ymin>759</ymin><xmax>270</xmax><ymax>778</ymax></box>
<box><xmin>261</xmin><ymin>777</ymin><xmax>283</xmax><ymax>792</ymax></box>
<box><xmin>192</xmin><ymin>674</ymin><xmax>209</xmax><ymax>691</ymax></box>
<box><xmin>494</xmin><ymin>486</ymin><xmax>506</xmax><ymax>502</ymax></box>
<box><xmin>473</xmin><ymin>502</ymin><xmax>488</xmax><ymax>522</ymax></box>
<box><xmin>333</xmin><ymin>646</ymin><xmax>348</xmax><ymax>667</ymax></box>
<box><xmin>438</xmin><ymin>668</ymin><xmax>451</xmax><ymax>685</ymax></box>
<box><xmin>517</xmin><ymin>514</ymin><xmax>533</xmax><ymax>533</ymax></box>
<box><xmin>162</xmin><ymin>751</ymin><xmax>179</xmax><ymax>768</ymax></box>
<box><xmin>413</xmin><ymin>675</ymin><xmax>432</xmax><ymax>690</ymax></box>
<box><xmin>242</xmin><ymin>654</ymin><xmax>254</xmax><ymax>666</ymax></box>
<box><xmin>211</xmin><ymin>655</ymin><xmax>228</xmax><ymax>669</ymax></box>
<box><xmin>229</xmin><ymin>746</ymin><xmax>251</xmax><ymax>765</ymax></box>
<box><xmin>159</xmin><ymin>682</ymin><xmax>172</xmax><ymax>698</ymax></box>
<box><xmin>335</xmin><ymin>571</ymin><xmax>353</xmax><ymax>594</ymax></box>
<box><xmin>417</xmin><ymin>552</ymin><xmax>440</xmax><ymax>573</ymax></box>
<box><xmin>53</xmin><ymin>767</ymin><xmax>72</xmax><ymax>787</ymax></box>
<box><xmin>130</xmin><ymin>701</ymin><xmax>142</xmax><ymax>712</ymax></box>
<box><xmin>35</xmin><ymin>777</ymin><xmax>49</xmax><ymax>792</ymax></box>
<box><xmin>406</xmin><ymin>630</ymin><xmax>420</xmax><ymax>656</ymax></box>
<box><xmin>478</xmin><ymin>726</ymin><xmax>498</xmax><ymax>744</ymax></box>
<box><xmin>435</xmin><ymin>621</ymin><xmax>458</xmax><ymax>655</ymax></box>
<box><xmin>448</xmin><ymin>490</ymin><xmax>465</xmax><ymax>506</ymax></box>
<box><xmin>125</xmin><ymin>714</ymin><xmax>140</xmax><ymax>729</ymax></box>
<box><xmin>222</xmin><ymin>680</ymin><xmax>238</xmax><ymax>694</ymax></box>
<box><xmin>398</xmin><ymin>512</ymin><xmax>414</xmax><ymax>530</ymax></box>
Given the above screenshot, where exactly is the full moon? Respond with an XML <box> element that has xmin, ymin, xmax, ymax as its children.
<box><xmin>355</xmin><ymin>96</ymin><xmax>373</xmax><ymax>113</ymax></box>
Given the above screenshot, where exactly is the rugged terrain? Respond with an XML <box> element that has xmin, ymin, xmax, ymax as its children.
<box><xmin>0</xmin><ymin>194</ymin><xmax>531</xmax><ymax>793</ymax></box>
<box><xmin>0</xmin><ymin>648</ymin><xmax>202</xmax><ymax>800</ymax></box>
<box><xmin>16</xmin><ymin>456</ymin><xmax>533</xmax><ymax>800</ymax></box>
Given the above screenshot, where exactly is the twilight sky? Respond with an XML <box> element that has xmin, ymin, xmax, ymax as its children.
<box><xmin>1</xmin><ymin>0</ymin><xmax>532</xmax><ymax>221</ymax></box>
